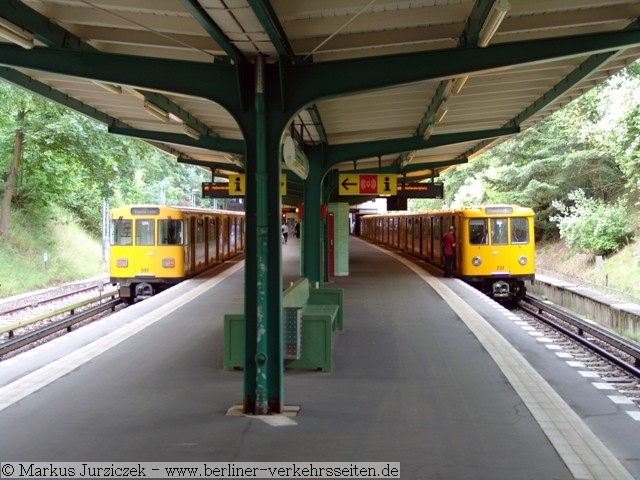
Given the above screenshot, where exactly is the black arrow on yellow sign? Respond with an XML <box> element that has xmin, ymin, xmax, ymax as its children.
<box><xmin>341</xmin><ymin>177</ymin><xmax>357</xmax><ymax>191</ymax></box>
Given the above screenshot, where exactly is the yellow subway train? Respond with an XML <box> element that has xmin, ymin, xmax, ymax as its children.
<box><xmin>360</xmin><ymin>205</ymin><xmax>535</xmax><ymax>301</ymax></box>
<box><xmin>109</xmin><ymin>205</ymin><xmax>244</xmax><ymax>302</ymax></box>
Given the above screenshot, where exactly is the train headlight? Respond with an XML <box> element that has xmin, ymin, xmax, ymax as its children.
<box><xmin>472</xmin><ymin>256</ymin><xmax>482</xmax><ymax>266</ymax></box>
<box><xmin>162</xmin><ymin>258</ymin><xmax>176</xmax><ymax>268</ymax></box>
<box><xmin>518</xmin><ymin>255</ymin><xmax>528</xmax><ymax>266</ymax></box>
<box><xmin>116</xmin><ymin>258</ymin><xmax>128</xmax><ymax>268</ymax></box>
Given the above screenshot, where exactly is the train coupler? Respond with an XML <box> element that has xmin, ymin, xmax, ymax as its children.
<box><xmin>492</xmin><ymin>281</ymin><xmax>510</xmax><ymax>298</ymax></box>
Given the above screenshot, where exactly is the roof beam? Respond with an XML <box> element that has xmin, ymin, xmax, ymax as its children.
<box><xmin>177</xmin><ymin>157</ymin><xmax>243</xmax><ymax>173</ymax></box>
<box><xmin>247</xmin><ymin>0</ymin><xmax>297</xmax><ymax>60</ymax></box>
<box><xmin>108</xmin><ymin>127</ymin><xmax>245</xmax><ymax>154</ymax></box>
<box><xmin>323</xmin><ymin>126</ymin><xmax>518</xmax><ymax>169</ymax></box>
<box><xmin>179</xmin><ymin>0</ymin><xmax>244</xmax><ymax>64</ymax></box>
<box><xmin>284</xmin><ymin>26</ymin><xmax>640</xmax><ymax>111</ymax></box>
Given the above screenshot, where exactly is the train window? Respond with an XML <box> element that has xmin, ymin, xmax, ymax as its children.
<box><xmin>158</xmin><ymin>219</ymin><xmax>184</xmax><ymax>245</ymax></box>
<box><xmin>135</xmin><ymin>219</ymin><xmax>155</xmax><ymax>246</ymax></box>
<box><xmin>510</xmin><ymin>218</ymin><xmax>529</xmax><ymax>244</ymax></box>
<box><xmin>469</xmin><ymin>219</ymin><xmax>488</xmax><ymax>245</ymax></box>
<box><xmin>111</xmin><ymin>219</ymin><xmax>132</xmax><ymax>245</ymax></box>
<box><xmin>490</xmin><ymin>218</ymin><xmax>508</xmax><ymax>245</ymax></box>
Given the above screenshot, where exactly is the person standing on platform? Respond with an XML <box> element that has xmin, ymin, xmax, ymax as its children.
<box><xmin>281</xmin><ymin>223</ymin><xmax>289</xmax><ymax>244</ymax></box>
<box><xmin>441</xmin><ymin>225</ymin><xmax>456</xmax><ymax>277</ymax></box>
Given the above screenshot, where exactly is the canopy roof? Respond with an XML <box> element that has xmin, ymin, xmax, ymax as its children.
<box><xmin>0</xmin><ymin>1</ymin><xmax>639</xmax><ymax>200</ymax></box>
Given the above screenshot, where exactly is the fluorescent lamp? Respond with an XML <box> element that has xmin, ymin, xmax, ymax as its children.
<box><xmin>0</xmin><ymin>17</ymin><xmax>34</xmax><ymax>50</ymax></box>
<box><xmin>224</xmin><ymin>154</ymin><xmax>244</xmax><ymax>168</ymax></box>
<box><xmin>93</xmin><ymin>81</ymin><xmax>122</xmax><ymax>94</ymax></box>
<box><xmin>435</xmin><ymin>100</ymin><xmax>448</xmax><ymax>123</ymax></box>
<box><xmin>183</xmin><ymin>124</ymin><xmax>200</xmax><ymax>140</ymax></box>
<box><xmin>478</xmin><ymin>0</ymin><xmax>510</xmax><ymax>47</ymax></box>
<box><xmin>125</xmin><ymin>87</ymin><xmax>146</xmax><ymax>100</ymax></box>
<box><xmin>144</xmin><ymin>101</ymin><xmax>169</xmax><ymax>122</ymax></box>
<box><xmin>400</xmin><ymin>151</ymin><xmax>415</xmax><ymax>168</ymax></box>
<box><xmin>451</xmin><ymin>75</ymin><xmax>468</xmax><ymax>95</ymax></box>
<box><xmin>422</xmin><ymin>124</ymin><xmax>434</xmax><ymax>141</ymax></box>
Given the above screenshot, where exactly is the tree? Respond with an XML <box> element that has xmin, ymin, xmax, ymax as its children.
<box><xmin>550</xmin><ymin>189</ymin><xmax>632</xmax><ymax>255</ymax></box>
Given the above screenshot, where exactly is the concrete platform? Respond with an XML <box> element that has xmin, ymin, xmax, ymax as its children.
<box><xmin>0</xmin><ymin>237</ymin><xmax>637</xmax><ymax>479</ymax></box>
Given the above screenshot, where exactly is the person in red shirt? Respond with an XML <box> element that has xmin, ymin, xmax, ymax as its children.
<box><xmin>441</xmin><ymin>225</ymin><xmax>456</xmax><ymax>277</ymax></box>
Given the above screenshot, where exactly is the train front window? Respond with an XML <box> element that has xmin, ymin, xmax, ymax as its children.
<box><xmin>469</xmin><ymin>219</ymin><xmax>488</xmax><ymax>245</ymax></box>
<box><xmin>158</xmin><ymin>219</ymin><xmax>184</xmax><ymax>245</ymax></box>
<box><xmin>135</xmin><ymin>219</ymin><xmax>155</xmax><ymax>246</ymax></box>
<box><xmin>111</xmin><ymin>219</ymin><xmax>132</xmax><ymax>245</ymax></box>
<box><xmin>490</xmin><ymin>218</ymin><xmax>508</xmax><ymax>245</ymax></box>
<box><xmin>510</xmin><ymin>218</ymin><xmax>529</xmax><ymax>244</ymax></box>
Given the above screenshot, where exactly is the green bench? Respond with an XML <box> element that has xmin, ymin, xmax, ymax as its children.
<box><xmin>223</xmin><ymin>277</ymin><xmax>343</xmax><ymax>372</ymax></box>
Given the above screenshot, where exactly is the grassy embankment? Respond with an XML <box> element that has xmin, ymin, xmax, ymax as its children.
<box><xmin>0</xmin><ymin>207</ymin><xmax>105</xmax><ymax>299</ymax></box>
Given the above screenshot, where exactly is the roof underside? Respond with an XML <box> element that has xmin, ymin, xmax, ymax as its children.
<box><xmin>0</xmin><ymin>0</ymin><xmax>639</xmax><ymax>203</ymax></box>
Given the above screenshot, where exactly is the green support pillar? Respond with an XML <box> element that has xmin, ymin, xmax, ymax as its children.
<box><xmin>301</xmin><ymin>150</ymin><xmax>325</xmax><ymax>286</ymax></box>
<box><xmin>243</xmin><ymin>55</ymin><xmax>283</xmax><ymax>414</ymax></box>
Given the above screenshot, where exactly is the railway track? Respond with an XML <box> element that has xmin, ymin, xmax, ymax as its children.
<box><xmin>518</xmin><ymin>294</ymin><xmax>640</xmax><ymax>405</ymax></box>
<box><xmin>0</xmin><ymin>280</ymin><xmax>123</xmax><ymax>359</ymax></box>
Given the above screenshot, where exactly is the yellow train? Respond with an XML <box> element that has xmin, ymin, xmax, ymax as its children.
<box><xmin>360</xmin><ymin>205</ymin><xmax>535</xmax><ymax>301</ymax></box>
<box><xmin>109</xmin><ymin>205</ymin><xmax>244</xmax><ymax>302</ymax></box>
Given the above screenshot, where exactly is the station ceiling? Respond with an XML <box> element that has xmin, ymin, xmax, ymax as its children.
<box><xmin>1</xmin><ymin>0</ymin><xmax>640</xmax><ymax>200</ymax></box>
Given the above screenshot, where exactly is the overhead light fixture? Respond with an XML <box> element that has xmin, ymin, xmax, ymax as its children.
<box><xmin>435</xmin><ymin>100</ymin><xmax>448</xmax><ymax>123</ymax></box>
<box><xmin>125</xmin><ymin>87</ymin><xmax>146</xmax><ymax>100</ymax></box>
<box><xmin>93</xmin><ymin>81</ymin><xmax>122</xmax><ymax>94</ymax></box>
<box><xmin>0</xmin><ymin>17</ymin><xmax>34</xmax><ymax>50</ymax></box>
<box><xmin>183</xmin><ymin>124</ymin><xmax>200</xmax><ymax>140</ymax></box>
<box><xmin>478</xmin><ymin>0</ymin><xmax>511</xmax><ymax>47</ymax></box>
<box><xmin>143</xmin><ymin>101</ymin><xmax>169</xmax><ymax>123</ymax></box>
<box><xmin>400</xmin><ymin>151</ymin><xmax>416</xmax><ymax>169</ymax></box>
<box><xmin>451</xmin><ymin>75</ymin><xmax>468</xmax><ymax>95</ymax></box>
<box><xmin>224</xmin><ymin>154</ymin><xmax>244</xmax><ymax>169</ymax></box>
<box><xmin>422</xmin><ymin>124</ymin><xmax>434</xmax><ymax>141</ymax></box>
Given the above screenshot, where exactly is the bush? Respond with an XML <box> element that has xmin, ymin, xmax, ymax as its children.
<box><xmin>550</xmin><ymin>189</ymin><xmax>632</xmax><ymax>255</ymax></box>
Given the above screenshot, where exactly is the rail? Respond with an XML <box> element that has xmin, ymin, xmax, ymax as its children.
<box><xmin>0</xmin><ymin>298</ymin><xmax>122</xmax><ymax>358</ymax></box>
<box><xmin>521</xmin><ymin>294</ymin><xmax>640</xmax><ymax>377</ymax></box>
<box><xmin>0</xmin><ymin>293</ymin><xmax>118</xmax><ymax>337</ymax></box>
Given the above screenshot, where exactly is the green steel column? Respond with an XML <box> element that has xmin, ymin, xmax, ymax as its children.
<box><xmin>243</xmin><ymin>55</ymin><xmax>283</xmax><ymax>414</ymax></box>
<box><xmin>301</xmin><ymin>153</ymin><xmax>324</xmax><ymax>285</ymax></box>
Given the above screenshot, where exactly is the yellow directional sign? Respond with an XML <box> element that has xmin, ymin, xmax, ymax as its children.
<box><xmin>339</xmin><ymin>174</ymin><xmax>397</xmax><ymax>195</ymax></box>
<box><xmin>226</xmin><ymin>174</ymin><xmax>287</xmax><ymax>196</ymax></box>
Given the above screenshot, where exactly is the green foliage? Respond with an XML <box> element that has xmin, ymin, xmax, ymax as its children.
<box><xmin>0</xmin><ymin>82</ymin><xmax>212</xmax><ymax>236</ymax></box>
<box><xmin>0</xmin><ymin>207</ymin><xmax>104</xmax><ymax>298</ymax></box>
<box><xmin>550</xmin><ymin>189</ymin><xmax>632</xmax><ymax>255</ymax></box>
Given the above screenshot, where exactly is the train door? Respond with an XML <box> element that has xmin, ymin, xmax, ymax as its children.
<box><xmin>420</xmin><ymin>216</ymin><xmax>428</xmax><ymax>258</ymax></box>
<box><xmin>405</xmin><ymin>217</ymin><xmax>411</xmax><ymax>252</ymax></box>
<box><xmin>221</xmin><ymin>215</ymin><xmax>229</xmax><ymax>258</ymax></box>
<box><xmin>432</xmin><ymin>215</ymin><xmax>442</xmax><ymax>265</ymax></box>
<box><xmin>195</xmin><ymin>217</ymin><xmax>205</xmax><ymax>268</ymax></box>
<box><xmin>213</xmin><ymin>215</ymin><xmax>220</xmax><ymax>262</ymax></box>
<box><xmin>487</xmin><ymin>216</ymin><xmax>510</xmax><ymax>273</ymax></box>
<box><xmin>204</xmin><ymin>217</ymin><xmax>210</xmax><ymax>264</ymax></box>
<box><xmin>445</xmin><ymin>215</ymin><xmax>457</xmax><ymax>274</ymax></box>
<box><xmin>229</xmin><ymin>216</ymin><xmax>236</xmax><ymax>255</ymax></box>
<box><xmin>413</xmin><ymin>216</ymin><xmax>420</xmax><ymax>255</ymax></box>
<box><xmin>189</xmin><ymin>216</ymin><xmax>197</xmax><ymax>273</ymax></box>
<box><xmin>132</xmin><ymin>217</ymin><xmax>156</xmax><ymax>276</ymax></box>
